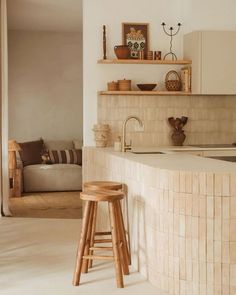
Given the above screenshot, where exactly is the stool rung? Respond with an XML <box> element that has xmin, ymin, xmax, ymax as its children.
<box><xmin>95</xmin><ymin>231</ymin><xmax>111</xmax><ymax>236</ymax></box>
<box><xmin>83</xmin><ymin>255</ymin><xmax>113</xmax><ymax>261</ymax></box>
<box><xmin>94</xmin><ymin>239</ymin><xmax>112</xmax><ymax>243</ymax></box>
<box><xmin>90</xmin><ymin>246</ymin><xmax>113</xmax><ymax>251</ymax></box>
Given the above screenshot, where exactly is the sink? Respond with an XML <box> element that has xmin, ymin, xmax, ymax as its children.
<box><xmin>131</xmin><ymin>151</ymin><xmax>164</xmax><ymax>154</ymax></box>
<box><xmin>207</xmin><ymin>156</ymin><xmax>236</xmax><ymax>162</ymax></box>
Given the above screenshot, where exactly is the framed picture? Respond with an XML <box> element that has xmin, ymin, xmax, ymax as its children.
<box><xmin>122</xmin><ymin>23</ymin><xmax>149</xmax><ymax>59</ymax></box>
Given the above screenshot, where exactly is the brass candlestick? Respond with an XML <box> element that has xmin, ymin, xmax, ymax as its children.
<box><xmin>161</xmin><ymin>22</ymin><xmax>181</xmax><ymax>61</ymax></box>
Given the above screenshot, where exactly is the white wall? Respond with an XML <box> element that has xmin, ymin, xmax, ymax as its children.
<box><xmin>83</xmin><ymin>0</ymin><xmax>236</xmax><ymax>146</ymax></box>
<box><xmin>8</xmin><ymin>30</ymin><xmax>83</xmax><ymax>142</ymax></box>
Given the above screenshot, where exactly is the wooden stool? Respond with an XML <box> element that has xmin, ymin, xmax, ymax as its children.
<box><xmin>83</xmin><ymin>181</ymin><xmax>131</xmax><ymax>267</ymax></box>
<box><xmin>73</xmin><ymin>189</ymin><xmax>130</xmax><ymax>288</ymax></box>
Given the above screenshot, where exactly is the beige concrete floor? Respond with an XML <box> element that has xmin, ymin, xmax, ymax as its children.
<box><xmin>0</xmin><ymin>217</ymin><xmax>167</xmax><ymax>295</ymax></box>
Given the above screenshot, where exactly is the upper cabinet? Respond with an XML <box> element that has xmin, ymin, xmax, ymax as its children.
<box><xmin>184</xmin><ymin>31</ymin><xmax>236</xmax><ymax>95</ymax></box>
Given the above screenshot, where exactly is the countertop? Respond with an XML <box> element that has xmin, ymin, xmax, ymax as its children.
<box><xmin>88</xmin><ymin>146</ymin><xmax>236</xmax><ymax>173</ymax></box>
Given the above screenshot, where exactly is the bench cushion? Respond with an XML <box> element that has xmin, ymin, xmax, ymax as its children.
<box><xmin>23</xmin><ymin>164</ymin><xmax>82</xmax><ymax>192</ymax></box>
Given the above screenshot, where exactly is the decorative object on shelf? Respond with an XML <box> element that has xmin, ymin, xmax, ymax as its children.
<box><xmin>118</xmin><ymin>79</ymin><xmax>131</xmax><ymax>91</ymax></box>
<box><xmin>114</xmin><ymin>45</ymin><xmax>130</xmax><ymax>59</ymax></box>
<box><xmin>107</xmin><ymin>81</ymin><xmax>119</xmax><ymax>91</ymax></box>
<box><xmin>103</xmin><ymin>25</ymin><xmax>107</xmax><ymax>60</ymax></box>
<box><xmin>165</xmin><ymin>70</ymin><xmax>181</xmax><ymax>91</ymax></box>
<box><xmin>181</xmin><ymin>66</ymin><xmax>191</xmax><ymax>92</ymax></box>
<box><xmin>161</xmin><ymin>22</ymin><xmax>181</xmax><ymax>61</ymax></box>
<box><xmin>93</xmin><ymin>124</ymin><xmax>110</xmax><ymax>147</ymax></box>
<box><xmin>138</xmin><ymin>51</ymin><xmax>145</xmax><ymax>60</ymax></box>
<box><xmin>122</xmin><ymin>23</ymin><xmax>149</xmax><ymax>59</ymax></box>
<box><xmin>137</xmin><ymin>83</ymin><xmax>157</xmax><ymax>91</ymax></box>
<box><xmin>168</xmin><ymin>116</ymin><xmax>188</xmax><ymax>146</ymax></box>
<box><xmin>154</xmin><ymin>51</ymin><xmax>162</xmax><ymax>60</ymax></box>
<box><xmin>147</xmin><ymin>50</ymin><xmax>154</xmax><ymax>60</ymax></box>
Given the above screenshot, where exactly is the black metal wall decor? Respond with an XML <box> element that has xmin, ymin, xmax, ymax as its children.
<box><xmin>161</xmin><ymin>22</ymin><xmax>181</xmax><ymax>61</ymax></box>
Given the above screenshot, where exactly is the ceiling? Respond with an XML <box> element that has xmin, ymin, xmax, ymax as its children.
<box><xmin>7</xmin><ymin>0</ymin><xmax>82</xmax><ymax>32</ymax></box>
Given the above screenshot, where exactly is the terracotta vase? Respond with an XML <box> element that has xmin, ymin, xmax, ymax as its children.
<box><xmin>171</xmin><ymin>130</ymin><xmax>186</xmax><ymax>146</ymax></box>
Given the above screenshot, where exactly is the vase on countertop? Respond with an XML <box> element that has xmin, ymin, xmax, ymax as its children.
<box><xmin>92</xmin><ymin>124</ymin><xmax>110</xmax><ymax>147</ymax></box>
<box><xmin>168</xmin><ymin>116</ymin><xmax>188</xmax><ymax>146</ymax></box>
<box><xmin>171</xmin><ymin>130</ymin><xmax>186</xmax><ymax>146</ymax></box>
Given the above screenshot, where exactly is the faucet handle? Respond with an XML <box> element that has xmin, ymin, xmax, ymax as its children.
<box><xmin>124</xmin><ymin>140</ymin><xmax>132</xmax><ymax>151</ymax></box>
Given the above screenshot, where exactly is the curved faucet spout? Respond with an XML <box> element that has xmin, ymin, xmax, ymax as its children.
<box><xmin>121</xmin><ymin>116</ymin><xmax>144</xmax><ymax>152</ymax></box>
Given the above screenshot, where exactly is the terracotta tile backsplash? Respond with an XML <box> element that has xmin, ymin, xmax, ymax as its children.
<box><xmin>98</xmin><ymin>95</ymin><xmax>236</xmax><ymax>146</ymax></box>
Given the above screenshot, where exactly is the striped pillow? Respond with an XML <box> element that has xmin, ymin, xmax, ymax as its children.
<box><xmin>48</xmin><ymin>149</ymin><xmax>82</xmax><ymax>165</ymax></box>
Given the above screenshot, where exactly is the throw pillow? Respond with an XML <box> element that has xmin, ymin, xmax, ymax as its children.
<box><xmin>48</xmin><ymin>149</ymin><xmax>82</xmax><ymax>165</ymax></box>
<box><xmin>19</xmin><ymin>139</ymin><xmax>44</xmax><ymax>167</ymax></box>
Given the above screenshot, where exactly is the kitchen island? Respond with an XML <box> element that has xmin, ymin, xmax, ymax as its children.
<box><xmin>83</xmin><ymin>146</ymin><xmax>236</xmax><ymax>295</ymax></box>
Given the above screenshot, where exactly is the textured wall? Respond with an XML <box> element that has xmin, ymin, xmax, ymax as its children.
<box><xmin>98</xmin><ymin>95</ymin><xmax>236</xmax><ymax>147</ymax></box>
<box><xmin>8</xmin><ymin>30</ymin><xmax>83</xmax><ymax>142</ymax></box>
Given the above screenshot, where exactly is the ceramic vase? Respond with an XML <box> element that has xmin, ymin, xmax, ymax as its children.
<box><xmin>171</xmin><ymin>130</ymin><xmax>186</xmax><ymax>146</ymax></box>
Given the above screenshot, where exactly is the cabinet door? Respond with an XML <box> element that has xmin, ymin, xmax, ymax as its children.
<box><xmin>183</xmin><ymin>31</ymin><xmax>202</xmax><ymax>94</ymax></box>
<box><xmin>202</xmin><ymin>31</ymin><xmax>236</xmax><ymax>94</ymax></box>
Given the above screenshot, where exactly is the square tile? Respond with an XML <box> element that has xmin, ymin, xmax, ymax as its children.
<box><xmin>230</xmin><ymin>242</ymin><xmax>236</xmax><ymax>263</ymax></box>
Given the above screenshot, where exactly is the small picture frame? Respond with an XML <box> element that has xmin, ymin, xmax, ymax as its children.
<box><xmin>122</xmin><ymin>22</ymin><xmax>149</xmax><ymax>59</ymax></box>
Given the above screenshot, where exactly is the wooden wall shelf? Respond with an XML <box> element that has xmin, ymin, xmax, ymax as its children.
<box><xmin>98</xmin><ymin>90</ymin><xmax>191</xmax><ymax>96</ymax></box>
<box><xmin>97</xmin><ymin>59</ymin><xmax>192</xmax><ymax>65</ymax></box>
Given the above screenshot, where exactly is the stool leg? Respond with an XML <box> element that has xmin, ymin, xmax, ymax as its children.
<box><xmin>115</xmin><ymin>200</ymin><xmax>130</xmax><ymax>275</ymax></box>
<box><xmin>73</xmin><ymin>201</ymin><xmax>92</xmax><ymax>286</ymax></box>
<box><xmin>82</xmin><ymin>202</ymin><xmax>95</xmax><ymax>273</ymax></box>
<box><xmin>109</xmin><ymin>201</ymin><xmax>124</xmax><ymax>288</ymax></box>
<box><xmin>123</xmin><ymin>188</ymin><xmax>131</xmax><ymax>265</ymax></box>
<box><xmin>88</xmin><ymin>202</ymin><xmax>98</xmax><ymax>269</ymax></box>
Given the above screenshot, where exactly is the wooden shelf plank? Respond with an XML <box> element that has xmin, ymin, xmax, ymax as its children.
<box><xmin>97</xmin><ymin>59</ymin><xmax>192</xmax><ymax>65</ymax></box>
<box><xmin>98</xmin><ymin>90</ymin><xmax>191</xmax><ymax>96</ymax></box>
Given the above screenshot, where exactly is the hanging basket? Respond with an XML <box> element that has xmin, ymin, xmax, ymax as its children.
<box><xmin>165</xmin><ymin>70</ymin><xmax>182</xmax><ymax>91</ymax></box>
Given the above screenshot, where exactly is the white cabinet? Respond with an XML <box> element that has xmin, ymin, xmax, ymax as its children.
<box><xmin>184</xmin><ymin>31</ymin><xmax>236</xmax><ymax>95</ymax></box>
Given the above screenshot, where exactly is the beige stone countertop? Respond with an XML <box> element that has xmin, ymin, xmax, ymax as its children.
<box><xmin>86</xmin><ymin>146</ymin><xmax>236</xmax><ymax>173</ymax></box>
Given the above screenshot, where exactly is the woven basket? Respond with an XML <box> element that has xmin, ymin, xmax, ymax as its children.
<box><xmin>107</xmin><ymin>81</ymin><xmax>118</xmax><ymax>91</ymax></box>
<box><xmin>118</xmin><ymin>79</ymin><xmax>131</xmax><ymax>91</ymax></box>
<box><xmin>165</xmin><ymin>70</ymin><xmax>181</xmax><ymax>91</ymax></box>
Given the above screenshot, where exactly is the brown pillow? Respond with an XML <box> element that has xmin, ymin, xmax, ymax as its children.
<box><xmin>19</xmin><ymin>139</ymin><xmax>44</xmax><ymax>167</ymax></box>
<box><xmin>48</xmin><ymin>149</ymin><xmax>82</xmax><ymax>165</ymax></box>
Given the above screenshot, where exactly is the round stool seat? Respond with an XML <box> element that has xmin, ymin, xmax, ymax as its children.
<box><xmin>83</xmin><ymin>181</ymin><xmax>123</xmax><ymax>191</ymax></box>
<box><xmin>80</xmin><ymin>189</ymin><xmax>124</xmax><ymax>202</ymax></box>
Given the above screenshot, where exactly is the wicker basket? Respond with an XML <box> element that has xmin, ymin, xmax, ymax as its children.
<box><xmin>165</xmin><ymin>70</ymin><xmax>181</xmax><ymax>91</ymax></box>
<box><xmin>118</xmin><ymin>79</ymin><xmax>131</xmax><ymax>91</ymax></box>
<box><xmin>107</xmin><ymin>81</ymin><xmax>119</xmax><ymax>91</ymax></box>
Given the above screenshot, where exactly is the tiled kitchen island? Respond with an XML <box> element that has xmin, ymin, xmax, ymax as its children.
<box><xmin>83</xmin><ymin>147</ymin><xmax>236</xmax><ymax>295</ymax></box>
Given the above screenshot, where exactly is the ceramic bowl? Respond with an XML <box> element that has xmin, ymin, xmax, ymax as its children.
<box><xmin>114</xmin><ymin>45</ymin><xmax>130</xmax><ymax>59</ymax></box>
<box><xmin>137</xmin><ymin>83</ymin><xmax>157</xmax><ymax>91</ymax></box>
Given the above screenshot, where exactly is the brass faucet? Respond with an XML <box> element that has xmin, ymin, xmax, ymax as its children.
<box><xmin>121</xmin><ymin>116</ymin><xmax>144</xmax><ymax>152</ymax></box>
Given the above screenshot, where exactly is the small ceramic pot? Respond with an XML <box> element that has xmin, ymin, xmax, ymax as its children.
<box><xmin>114</xmin><ymin>45</ymin><xmax>130</xmax><ymax>59</ymax></box>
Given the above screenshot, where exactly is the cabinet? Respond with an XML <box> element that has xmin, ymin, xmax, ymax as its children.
<box><xmin>184</xmin><ymin>31</ymin><xmax>236</xmax><ymax>95</ymax></box>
